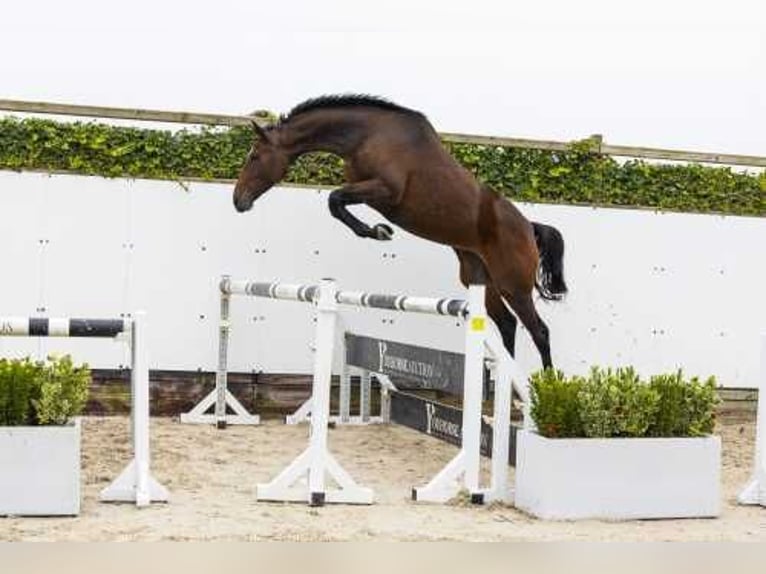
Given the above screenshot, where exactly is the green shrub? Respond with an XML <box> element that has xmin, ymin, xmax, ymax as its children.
<box><xmin>529</xmin><ymin>369</ymin><xmax>584</xmax><ymax>438</ymax></box>
<box><xmin>33</xmin><ymin>355</ymin><xmax>91</xmax><ymax>425</ymax></box>
<box><xmin>0</xmin><ymin>358</ymin><xmax>44</xmax><ymax>425</ymax></box>
<box><xmin>648</xmin><ymin>371</ymin><xmax>718</xmax><ymax>437</ymax></box>
<box><xmin>0</xmin><ymin>355</ymin><xmax>90</xmax><ymax>426</ymax></box>
<box><xmin>578</xmin><ymin>367</ymin><xmax>659</xmax><ymax>438</ymax></box>
<box><xmin>529</xmin><ymin>366</ymin><xmax>718</xmax><ymax>439</ymax></box>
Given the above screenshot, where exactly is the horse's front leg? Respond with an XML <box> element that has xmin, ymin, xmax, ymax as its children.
<box><xmin>328</xmin><ymin>179</ymin><xmax>396</xmax><ymax>240</ymax></box>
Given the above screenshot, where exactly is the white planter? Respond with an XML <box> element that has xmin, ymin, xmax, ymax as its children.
<box><xmin>0</xmin><ymin>418</ymin><xmax>81</xmax><ymax>516</ymax></box>
<box><xmin>515</xmin><ymin>429</ymin><xmax>721</xmax><ymax>520</ymax></box>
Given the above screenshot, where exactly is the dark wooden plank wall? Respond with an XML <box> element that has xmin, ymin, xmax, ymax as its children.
<box><xmin>86</xmin><ymin>369</ymin><xmax>757</xmax><ymax>418</ymax></box>
<box><xmin>87</xmin><ymin>369</ymin><xmax>381</xmax><ymax>418</ymax></box>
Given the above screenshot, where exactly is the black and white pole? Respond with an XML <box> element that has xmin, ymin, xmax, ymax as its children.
<box><xmin>256</xmin><ymin>279</ymin><xmax>374</xmax><ymax>505</ymax></box>
<box><xmin>0</xmin><ymin>312</ymin><xmax>168</xmax><ymax>507</ymax></box>
<box><xmin>738</xmin><ymin>333</ymin><xmax>766</xmax><ymax>507</ymax></box>
<box><xmin>180</xmin><ymin>276</ymin><xmax>260</xmax><ymax>427</ymax></box>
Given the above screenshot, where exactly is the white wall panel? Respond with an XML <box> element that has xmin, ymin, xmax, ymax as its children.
<box><xmin>0</xmin><ymin>170</ymin><xmax>763</xmax><ymax>386</ymax></box>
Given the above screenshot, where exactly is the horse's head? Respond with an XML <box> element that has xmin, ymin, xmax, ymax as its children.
<box><xmin>233</xmin><ymin>122</ymin><xmax>289</xmax><ymax>212</ymax></box>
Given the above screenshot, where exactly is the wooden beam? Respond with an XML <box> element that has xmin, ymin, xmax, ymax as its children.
<box><xmin>1</xmin><ymin>99</ymin><xmax>765</xmax><ymax>168</ymax></box>
<box><xmin>0</xmin><ymin>99</ymin><xmax>262</xmax><ymax>127</ymax></box>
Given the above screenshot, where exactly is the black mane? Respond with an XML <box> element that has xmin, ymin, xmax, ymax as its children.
<box><xmin>281</xmin><ymin>94</ymin><xmax>425</xmax><ymax>123</ymax></box>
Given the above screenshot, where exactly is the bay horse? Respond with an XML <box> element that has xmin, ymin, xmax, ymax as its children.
<box><xmin>233</xmin><ymin>95</ymin><xmax>567</xmax><ymax>368</ymax></box>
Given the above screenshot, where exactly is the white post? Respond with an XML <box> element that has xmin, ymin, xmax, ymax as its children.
<box><xmin>100</xmin><ymin>311</ymin><xmax>169</xmax><ymax>506</ymax></box>
<box><xmin>131</xmin><ymin>311</ymin><xmax>151</xmax><ymax>506</ymax></box>
<box><xmin>739</xmin><ymin>333</ymin><xmax>766</xmax><ymax>506</ymax></box>
<box><xmin>307</xmin><ymin>279</ymin><xmax>339</xmax><ymax>506</ymax></box>
<box><xmin>462</xmin><ymin>284</ymin><xmax>487</xmax><ymax>502</ymax></box>
<box><xmin>488</xmin><ymin>345</ymin><xmax>512</xmax><ymax>502</ymax></box>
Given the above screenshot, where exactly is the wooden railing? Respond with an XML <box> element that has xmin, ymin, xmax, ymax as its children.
<box><xmin>1</xmin><ymin>98</ymin><xmax>765</xmax><ymax>168</ymax></box>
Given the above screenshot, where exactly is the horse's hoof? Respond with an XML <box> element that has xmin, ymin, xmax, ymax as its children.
<box><xmin>373</xmin><ymin>224</ymin><xmax>394</xmax><ymax>240</ymax></box>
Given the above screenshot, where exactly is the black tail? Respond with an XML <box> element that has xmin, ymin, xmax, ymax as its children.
<box><xmin>532</xmin><ymin>222</ymin><xmax>568</xmax><ymax>301</ymax></box>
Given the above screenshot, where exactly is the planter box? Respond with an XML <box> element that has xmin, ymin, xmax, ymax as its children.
<box><xmin>515</xmin><ymin>429</ymin><xmax>720</xmax><ymax>520</ymax></box>
<box><xmin>0</xmin><ymin>419</ymin><xmax>81</xmax><ymax>516</ymax></box>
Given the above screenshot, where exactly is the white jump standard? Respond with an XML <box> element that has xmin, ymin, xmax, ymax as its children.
<box><xmin>0</xmin><ymin>313</ymin><xmax>168</xmax><ymax>507</ymax></box>
<box><xmin>180</xmin><ymin>277</ymin><xmax>259</xmax><ymax>428</ymax></box>
<box><xmin>256</xmin><ymin>279</ymin><xmax>373</xmax><ymax>506</ymax></box>
<box><xmin>738</xmin><ymin>333</ymin><xmax>766</xmax><ymax>507</ymax></box>
<box><xmin>233</xmin><ymin>276</ymin><xmax>527</xmax><ymax>506</ymax></box>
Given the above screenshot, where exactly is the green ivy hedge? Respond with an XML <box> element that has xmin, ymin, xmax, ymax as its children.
<box><xmin>1</xmin><ymin>117</ymin><xmax>763</xmax><ymax>216</ymax></box>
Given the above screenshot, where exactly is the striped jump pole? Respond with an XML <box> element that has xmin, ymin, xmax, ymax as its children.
<box><xmin>0</xmin><ymin>313</ymin><xmax>168</xmax><ymax>507</ymax></box>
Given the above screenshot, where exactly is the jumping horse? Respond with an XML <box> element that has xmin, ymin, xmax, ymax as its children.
<box><xmin>233</xmin><ymin>95</ymin><xmax>567</xmax><ymax>368</ymax></box>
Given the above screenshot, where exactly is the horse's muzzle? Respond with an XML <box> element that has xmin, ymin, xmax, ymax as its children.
<box><xmin>233</xmin><ymin>190</ymin><xmax>254</xmax><ymax>213</ymax></box>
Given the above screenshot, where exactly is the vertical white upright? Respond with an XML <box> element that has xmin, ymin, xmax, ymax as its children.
<box><xmin>461</xmin><ymin>284</ymin><xmax>487</xmax><ymax>500</ymax></box>
<box><xmin>100</xmin><ymin>311</ymin><xmax>169</xmax><ymax>505</ymax></box>
<box><xmin>132</xmin><ymin>311</ymin><xmax>151</xmax><ymax>506</ymax></box>
<box><xmin>738</xmin><ymin>333</ymin><xmax>766</xmax><ymax>506</ymax></box>
<box><xmin>482</xmin><ymin>329</ymin><xmax>512</xmax><ymax>502</ymax></box>
<box><xmin>307</xmin><ymin>279</ymin><xmax>339</xmax><ymax>503</ymax></box>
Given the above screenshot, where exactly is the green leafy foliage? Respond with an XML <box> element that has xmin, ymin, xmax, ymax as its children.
<box><xmin>529</xmin><ymin>367</ymin><xmax>719</xmax><ymax>438</ymax></box>
<box><xmin>578</xmin><ymin>367</ymin><xmax>660</xmax><ymax>438</ymax></box>
<box><xmin>0</xmin><ymin>358</ymin><xmax>43</xmax><ymax>425</ymax></box>
<box><xmin>648</xmin><ymin>371</ymin><xmax>718</xmax><ymax>437</ymax></box>
<box><xmin>32</xmin><ymin>355</ymin><xmax>91</xmax><ymax>425</ymax></box>
<box><xmin>529</xmin><ymin>369</ymin><xmax>584</xmax><ymax>438</ymax></box>
<box><xmin>0</xmin><ymin>355</ymin><xmax>90</xmax><ymax>426</ymax></box>
<box><xmin>0</xmin><ymin>117</ymin><xmax>763</xmax><ymax>216</ymax></box>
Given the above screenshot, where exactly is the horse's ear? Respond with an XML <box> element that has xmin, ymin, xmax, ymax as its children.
<box><xmin>250</xmin><ymin>120</ymin><xmax>273</xmax><ymax>143</ymax></box>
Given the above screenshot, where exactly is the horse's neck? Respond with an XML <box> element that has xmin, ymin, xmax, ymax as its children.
<box><xmin>282</xmin><ymin>112</ymin><xmax>366</xmax><ymax>159</ymax></box>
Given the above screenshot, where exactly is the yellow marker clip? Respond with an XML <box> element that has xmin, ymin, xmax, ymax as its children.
<box><xmin>471</xmin><ymin>317</ymin><xmax>486</xmax><ymax>332</ymax></box>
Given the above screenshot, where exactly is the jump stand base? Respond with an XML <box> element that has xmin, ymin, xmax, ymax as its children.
<box><xmin>738</xmin><ymin>478</ymin><xmax>766</xmax><ymax>506</ymax></box>
<box><xmin>412</xmin><ymin>450</ymin><xmax>483</xmax><ymax>504</ymax></box>
<box><xmin>100</xmin><ymin>460</ymin><xmax>169</xmax><ymax>507</ymax></box>
<box><xmin>256</xmin><ymin>447</ymin><xmax>374</xmax><ymax>506</ymax></box>
<box><xmin>180</xmin><ymin>389</ymin><xmax>260</xmax><ymax>426</ymax></box>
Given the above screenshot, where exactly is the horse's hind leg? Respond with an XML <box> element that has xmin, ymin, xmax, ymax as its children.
<box><xmin>503</xmin><ymin>290</ymin><xmax>553</xmax><ymax>370</ymax></box>
<box><xmin>454</xmin><ymin>249</ymin><xmax>518</xmax><ymax>357</ymax></box>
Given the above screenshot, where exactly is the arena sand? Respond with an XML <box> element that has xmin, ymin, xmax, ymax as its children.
<box><xmin>1</xmin><ymin>414</ymin><xmax>764</xmax><ymax>541</ymax></box>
